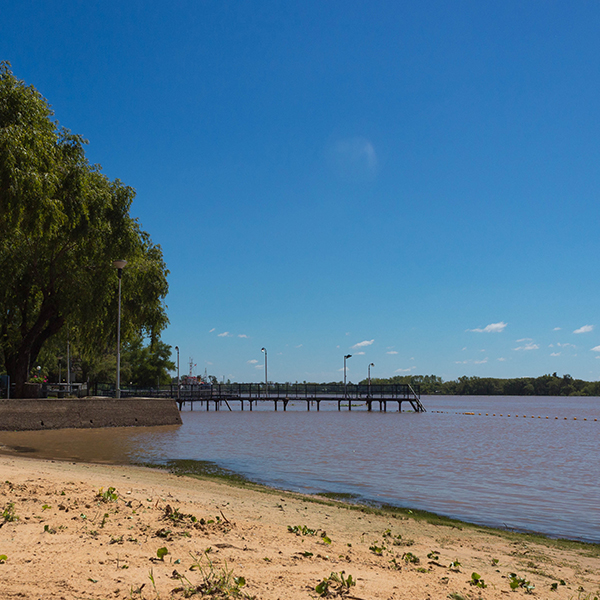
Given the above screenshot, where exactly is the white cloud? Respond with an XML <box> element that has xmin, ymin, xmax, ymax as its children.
<box><xmin>591</xmin><ymin>345</ymin><xmax>600</xmax><ymax>352</ymax></box>
<box><xmin>513</xmin><ymin>342</ymin><xmax>540</xmax><ymax>351</ymax></box>
<box><xmin>355</xmin><ymin>351</ymin><xmax>365</xmax><ymax>355</ymax></box>
<box><xmin>468</xmin><ymin>321</ymin><xmax>507</xmax><ymax>333</ymax></box>
<box><xmin>238</xmin><ymin>334</ymin><xmax>248</xmax><ymax>338</ymax></box>
<box><xmin>217</xmin><ymin>331</ymin><xmax>231</xmax><ymax>337</ymax></box>
<box><xmin>574</xmin><ymin>325</ymin><xmax>594</xmax><ymax>334</ymax></box>
<box><xmin>329</xmin><ymin>137</ymin><xmax>378</xmax><ymax>180</ymax></box>
<box><xmin>395</xmin><ymin>367</ymin><xmax>415</xmax><ymax>373</ymax></box>
<box><xmin>551</xmin><ymin>352</ymin><xmax>561</xmax><ymax>357</ymax></box>
<box><xmin>558</xmin><ymin>342</ymin><xmax>576</xmax><ymax>348</ymax></box>
<box><xmin>386</xmin><ymin>351</ymin><xmax>398</xmax><ymax>355</ymax></box>
<box><xmin>474</xmin><ymin>358</ymin><xmax>488</xmax><ymax>364</ymax></box>
<box><xmin>497</xmin><ymin>357</ymin><xmax>506</xmax><ymax>362</ymax></box>
<box><xmin>516</xmin><ymin>338</ymin><xmax>532</xmax><ymax>343</ymax></box>
<box><xmin>247</xmin><ymin>359</ymin><xmax>258</xmax><ymax>364</ymax></box>
<box><xmin>255</xmin><ymin>364</ymin><xmax>263</xmax><ymax>369</ymax></box>
<box><xmin>209</xmin><ymin>328</ymin><xmax>215</xmax><ymax>333</ymax></box>
<box><xmin>352</xmin><ymin>339</ymin><xmax>374</xmax><ymax>349</ymax></box>
<box><xmin>553</xmin><ymin>327</ymin><xmax>561</xmax><ymax>331</ymax></box>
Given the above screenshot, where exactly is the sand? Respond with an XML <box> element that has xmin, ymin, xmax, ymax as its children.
<box><xmin>0</xmin><ymin>454</ymin><xmax>598</xmax><ymax>600</ymax></box>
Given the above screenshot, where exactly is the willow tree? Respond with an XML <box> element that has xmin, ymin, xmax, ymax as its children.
<box><xmin>0</xmin><ymin>62</ymin><xmax>169</xmax><ymax>397</ymax></box>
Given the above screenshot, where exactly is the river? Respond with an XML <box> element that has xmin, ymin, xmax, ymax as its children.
<box><xmin>0</xmin><ymin>395</ymin><xmax>598</xmax><ymax>542</ymax></box>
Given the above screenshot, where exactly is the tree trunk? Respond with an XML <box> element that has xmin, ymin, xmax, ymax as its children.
<box><xmin>4</xmin><ymin>301</ymin><xmax>64</xmax><ymax>398</ymax></box>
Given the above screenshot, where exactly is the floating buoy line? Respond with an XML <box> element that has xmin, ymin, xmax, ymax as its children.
<box><xmin>430</xmin><ymin>410</ymin><xmax>597</xmax><ymax>421</ymax></box>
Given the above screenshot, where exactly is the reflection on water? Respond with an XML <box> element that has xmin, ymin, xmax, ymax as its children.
<box><xmin>0</xmin><ymin>395</ymin><xmax>599</xmax><ymax>542</ymax></box>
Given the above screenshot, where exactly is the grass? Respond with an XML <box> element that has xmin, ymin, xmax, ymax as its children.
<box><xmin>1</xmin><ymin>502</ymin><xmax>18</xmax><ymax>524</ymax></box>
<box><xmin>172</xmin><ymin>551</ymin><xmax>255</xmax><ymax>599</ymax></box>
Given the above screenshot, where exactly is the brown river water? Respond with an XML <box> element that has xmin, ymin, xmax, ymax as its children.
<box><xmin>0</xmin><ymin>395</ymin><xmax>598</xmax><ymax>542</ymax></box>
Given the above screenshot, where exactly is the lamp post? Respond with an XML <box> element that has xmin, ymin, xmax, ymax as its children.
<box><xmin>66</xmin><ymin>330</ymin><xmax>71</xmax><ymax>393</ymax></box>
<box><xmin>261</xmin><ymin>347</ymin><xmax>267</xmax><ymax>398</ymax></box>
<box><xmin>368</xmin><ymin>363</ymin><xmax>374</xmax><ymax>398</ymax></box>
<box><xmin>113</xmin><ymin>260</ymin><xmax>127</xmax><ymax>398</ymax></box>
<box><xmin>344</xmin><ymin>354</ymin><xmax>352</xmax><ymax>405</ymax></box>
<box><xmin>175</xmin><ymin>346</ymin><xmax>180</xmax><ymax>402</ymax></box>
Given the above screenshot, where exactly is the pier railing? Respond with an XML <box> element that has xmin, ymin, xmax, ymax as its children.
<box><xmin>85</xmin><ymin>382</ymin><xmax>424</xmax><ymax>412</ymax></box>
<box><xmin>89</xmin><ymin>382</ymin><xmax>420</xmax><ymax>399</ymax></box>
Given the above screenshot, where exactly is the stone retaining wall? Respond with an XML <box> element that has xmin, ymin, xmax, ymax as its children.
<box><xmin>0</xmin><ymin>397</ymin><xmax>182</xmax><ymax>431</ymax></box>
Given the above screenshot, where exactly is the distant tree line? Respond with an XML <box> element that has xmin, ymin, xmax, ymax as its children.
<box><xmin>359</xmin><ymin>373</ymin><xmax>600</xmax><ymax>396</ymax></box>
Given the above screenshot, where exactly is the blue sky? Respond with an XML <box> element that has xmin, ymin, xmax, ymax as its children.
<box><xmin>3</xmin><ymin>1</ymin><xmax>600</xmax><ymax>383</ymax></box>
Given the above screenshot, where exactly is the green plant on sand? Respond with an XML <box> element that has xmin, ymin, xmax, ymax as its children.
<box><xmin>315</xmin><ymin>571</ymin><xmax>356</xmax><ymax>597</ymax></box>
<box><xmin>171</xmin><ymin>551</ymin><xmax>254</xmax><ymax>598</ymax></box>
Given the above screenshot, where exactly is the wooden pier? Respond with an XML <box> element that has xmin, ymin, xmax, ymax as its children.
<box><xmin>175</xmin><ymin>383</ymin><xmax>425</xmax><ymax>413</ymax></box>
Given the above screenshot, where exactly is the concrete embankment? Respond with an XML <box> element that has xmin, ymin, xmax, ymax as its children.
<box><xmin>0</xmin><ymin>397</ymin><xmax>182</xmax><ymax>431</ymax></box>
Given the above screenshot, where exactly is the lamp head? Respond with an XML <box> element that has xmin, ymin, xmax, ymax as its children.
<box><xmin>345</xmin><ymin>354</ymin><xmax>352</xmax><ymax>359</ymax></box>
<box><xmin>261</xmin><ymin>347</ymin><xmax>266</xmax><ymax>353</ymax></box>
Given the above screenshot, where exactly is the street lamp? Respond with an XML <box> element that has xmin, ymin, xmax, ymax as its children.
<box><xmin>175</xmin><ymin>346</ymin><xmax>180</xmax><ymax>402</ymax></box>
<box><xmin>113</xmin><ymin>260</ymin><xmax>127</xmax><ymax>398</ymax></box>
<box><xmin>344</xmin><ymin>354</ymin><xmax>352</xmax><ymax>402</ymax></box>
<box><xmin>261</xmin><ymin>347</ymin><xmax>267</xmax><ymax>398</ymax></box>
<box><xmin>368</xmin><ymin>363</ymin><xmax>375</xmax><ymax>397</ymax></box>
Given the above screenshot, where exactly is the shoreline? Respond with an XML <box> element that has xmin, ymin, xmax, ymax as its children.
<box><xmin>2</xmin><ymin>444</ymin><xmax>598</xmax><ymax>547</ymax></box>
<box><xmin>145</xmin><ymin>457</ymin><xmax>600</xmax><ymax>547</ymax></box>
<box><xmin>1</xmin><ymin>454</ymin><xmax>599</xmax><ymax>599</ymax></box>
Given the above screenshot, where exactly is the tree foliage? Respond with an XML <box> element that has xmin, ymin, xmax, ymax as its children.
<box><xmin>362</xmin><ymin>373</ymin><xmax>600</xmax><ymax>396</ymax></box>
<box><xmin>120</xmin><ymin>336</ymin><xmax>175</xmax><ymax>387</ymax></box>
<box><xmin>0</xmin><ymin>62</ymin><xmax>169</xmax><ymax>396</ymax></box>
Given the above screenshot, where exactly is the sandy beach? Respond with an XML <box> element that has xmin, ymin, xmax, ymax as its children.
<box><xmin>0</xmin><ymin>454</ymin><xmax>598</xmax><ymax>600</ymax></box>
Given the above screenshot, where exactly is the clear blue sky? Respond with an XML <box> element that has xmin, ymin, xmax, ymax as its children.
<box><xmin>3</xmin><ymin>1</ymin><xmax>600</xmax><ymax>383</ymax></box>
